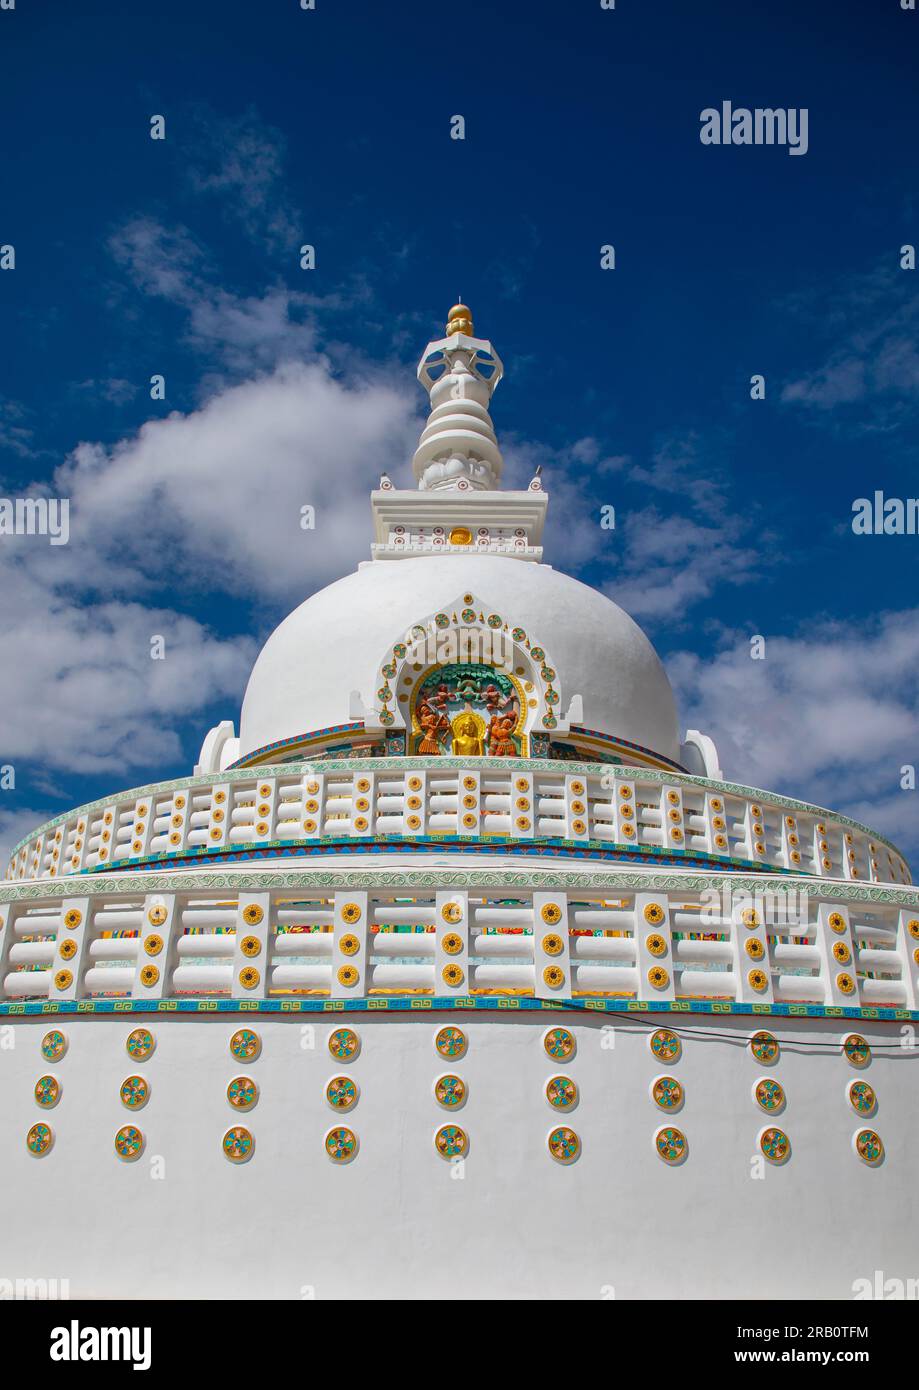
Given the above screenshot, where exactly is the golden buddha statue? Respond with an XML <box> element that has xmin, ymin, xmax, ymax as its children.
<box><xmin>451</xmin><ymin>706</ymin><xmax>484</xmax><ymax>757</ymax></box>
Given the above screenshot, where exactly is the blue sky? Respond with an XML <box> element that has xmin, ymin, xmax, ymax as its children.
<box><xmin>1</xmin><ymin>0</ymin><xmax>918</xmax><ymax>865</ymax></box>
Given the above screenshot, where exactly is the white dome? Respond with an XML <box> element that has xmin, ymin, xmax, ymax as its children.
<box><xmin>240</xmin><ymin>555</ymin><xmax>680</xmax><ymax>763</ymax></box>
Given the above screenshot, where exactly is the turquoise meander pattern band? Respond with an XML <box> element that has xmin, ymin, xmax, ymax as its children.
<box><xmin>1</xmin><ymin>995</ymin><xmax>915</xmax><ymax>1022</ymax></box>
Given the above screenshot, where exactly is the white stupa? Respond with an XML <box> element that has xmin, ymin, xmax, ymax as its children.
<box><xmin>1</xmin><ymin>304</ymin><xmax>916</xmax><ymax>1300</ymax></box>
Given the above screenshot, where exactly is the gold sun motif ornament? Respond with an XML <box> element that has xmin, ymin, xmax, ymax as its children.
<box><xmin>741</xmin><ymin>908</ymin><xmax>760</xmax><ymax>928</ymax></box>
<box><xmin>240</xmin><ymin>935</ymin><xmax>261</xmax><ymax>958</ymax></box>
<box><xmin>435</xmin><ymin>1026</ymin><xmax>467</xmax><ymax>1059</ymax></box>
<box><xmin>238</xmin><ymin>966</ymin><xmax>260</xmax><ymax>990</ymax></box>
<box><xmin>54</xmin><ymin>970</ymin><xmax>72</xmax><ymax>991</ymax></box>
<box><xmin>828</xmin><ymin>912</ymin><xmax>846</xmax><ymax>933</ymax></box>
<box><xmin>843</xmin><ymin>1034</ymin><xmax>871</xmax><ymax>1067</ymax></box>
<box><xmin>242</xmin><ymin>904</ymin><xmax>264</xmax><ymax>926</ymax></box>
<box><xmin>139</xmin><ymin>965</ymin><xmax>159</xmax><ymax>988</ymax></box>
<box><xmin>645</xmin><ymin>934</ymin><xmax>667</xmax><ymax>958</ymax></box>
<box><xmin>832</xmin><ymin>942</ymin><xmax>851</xmax><ymax>964</ymax></box>
<box><xmin>120</xmin><ymin>1075</ymin><xmax>149</xmax><ymax>1110</ymax></box>
<box><xmin>540</xmin><ymin>903</ymin><xmax>562</xmax><ymax>926</ymax></box>
<box><xmin>441</xmin><ymin>902</ymin><xmax>463</xmax><ymax>924</ymax></box>
<box><xmin>337</xmin><ymin>965</ymin><xmax>359</xmax><ymax>988</ymax></box>
<box><xmin>341</xmin><ymin>903</ymin><xmax>362</xmax><ymax>924</ymax></box>
<box><xmin>442</xmin><ymin>964</ymin><xmax>465</xmax><ymax>987</ymax></box>
<box><xmin>63</xmin><ymin>909</ymin><xmax>83</xmax><ymax>929</ymax></box>
<box><xmin>643</xmin><ymin>903</ymin><xmax>665</xmax><ymax>926</ymax></box>
<box><xmin>745</xmin><ymin>938</ymin><xmax>765</xmax><ymax>961</ymax></box>
<box><xmin>748</xmin><ymin>969</ymin><xmax>768</xmax><ymax>992</ymax></box>
<box><xmin>144</xmin><ymin>934</ymin><xmax>163</xmax><ymax>956</ymax></box>
<box><xmin>854</xmin><ymin>1129</ymin><xmax>884</xmax><ymax>1166</ymax></box>
<box><xmin>647</xmin><ymin>966</ymin><xmax>670</xmax><ymax>990</ymax></box>
<box><xmin>543</xmin><ymin>965</ymin><xmax>565</xmax><ymax>989</ymax></box>
<box><xmin>442</xmin><ymin>933</ymin><xmax>464</xmax><ymax>955</ymax></box>
<box><xmin>339</xmin><ymin>934</ymin><xmax>360</xmax><ymax>956</ymax></box>
<box><xmin>58</xmin><ymin>938</ymin><xmax>78</xmax><ymax>960</ymax></box>
<box><xmin>836</xmin><ymin>972</ymin><xmax>855</xmax><ymax>995</ymax></box>
<box><xmin>542</xmin><ymin>933</ymin><xmax>563</xmax><ymax>956</ymax></box>
<box><xmin>749</xmin><ymin>1031</ymin><xmax>779</xmax><ymax>1064</ymax></box>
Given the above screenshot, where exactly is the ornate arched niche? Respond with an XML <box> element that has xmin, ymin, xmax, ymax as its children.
<box><xmin>363</xmin><ymin>592</ymin><xmax>576</xmax><ymax>757</ymax></box>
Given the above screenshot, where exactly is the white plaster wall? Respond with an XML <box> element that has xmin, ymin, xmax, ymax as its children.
<box><xmin>2</xmin><ymin>1012</ymin><xmax>914</xmax><ymax>1299</ymax></box>
<box><xmin>239</xmin><ymin>556</ymin><xmax>680</xmax><ymax>762</ymax></box>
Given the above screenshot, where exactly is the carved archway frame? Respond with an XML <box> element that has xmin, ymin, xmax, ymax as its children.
<box><xmin>361</xmin><ymin>591</ymin><xmax>580</xmax><ymax>748</ymax></box>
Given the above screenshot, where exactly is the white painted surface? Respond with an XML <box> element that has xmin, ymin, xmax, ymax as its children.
<box><xmin>239</xmin><ymin>556</ymin><xmax>680</xmax><ymax>761</ymax></box>
<box><xmin>3</xmin><ymin>1012</ymin><xmax>913</xmax><ymax>1299</ymax></box>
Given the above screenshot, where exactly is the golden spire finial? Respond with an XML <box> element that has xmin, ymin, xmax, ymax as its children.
<box><xmin>446</xmin><ymin>301</ymin><xmax>474</xmax><ymax>337</ymax></box>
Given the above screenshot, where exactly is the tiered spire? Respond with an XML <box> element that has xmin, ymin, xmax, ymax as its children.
<box><xmin>412</xmin><ymin>302</ymin><xmax>504</xmax><ymax>492</ymax></box>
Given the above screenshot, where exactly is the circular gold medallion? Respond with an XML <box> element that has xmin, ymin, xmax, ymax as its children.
<box><xmin>646</xmin><ymin>933</ymin><xmax>667</xmax><ymax>957</ymax></box>
<box><xmin>339</xmin><ymin>934</ymin><xmax>360</xmax><ymax>956</ymax></box>
<box><xmin>643</xmin><ymin>903</ymin><xmax>665</xmax><ymax>926</ymax></box>
<box><xmin>242</xmin><ymin>904</ymin><xmax>264</xmax><ymax>926</ymax></box>
<box><xmin>227</xmin><ymin>1076</ymin><xmax>258</xmax><ymax>1111</ymax></box>
<box><xmin>144</xmin><ymin>934</ymin><xmax>163</xmax><ymax>956</ymax></box>
<box><xmin>240</xmin><ymin>935</ymin><xmax>261</xmax><ymax>957</ymax></box>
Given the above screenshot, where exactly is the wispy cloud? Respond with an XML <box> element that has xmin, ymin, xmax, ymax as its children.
<box><xmin>780</xmin><ymin>262</ymin><xmax>919</xmax><ymax>430</ymax></box>
<box><xmin>669</xmin><ymin>609</ymin><xmax>919</xmax><ymax>859</ymax></box>
<box><xmin>185</xmin><ymin>106</ymin><xmax>302</xmax><ymax>254</ymax></box>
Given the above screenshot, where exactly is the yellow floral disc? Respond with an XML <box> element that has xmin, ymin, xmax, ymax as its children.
<box><xmin>745</xmin><ymin>938</ymin><xmax>765</xmax><ymax>960</ymax></box>
<box><xmin>336</xmin><ymin>965</ymin><xmax>358</xmax><ymax>987</ymax></box>
<box><xmin>442</xmin><ymin>963</ymin><xmax>464</xmax><ymax>987</ymax></box>
<box><xmin>833</xmin><ymin>941</ymin><xmax>851</xmax><ymax>964</ymax></box>
<box><xmin>748</xmin><ymin>969</ymin><xmax>768</xmax><ymax>992</ymax></box>
<box><xmin>240</xmin><ymin>935</ymin><xmax>261</xmax><ymax>957</ymax></box>
<box><xmin>837</xmin><ymin>972</ymin><xmax>855</xmax><ymax>995</ymax></box>
<box><xmin>646</xmin><ymin>933</ymin><xmax>667</xmax><ymax>957</ymax></box>
<box><xmin>540</xmin><ymin>903</ymin><xmax>562</xmax><ymax>926</ymax></box>
<box><xmin>59</xmin><ymin>938</ymin><xmax>78</xmax><ymax>960</ymax></box>
<box><xmin>140</xmin><ymin>964</ymin><xmax>159</xmax><ymax>987</ymax></box>
<box><xmin>341</xmin><ymin>903</ymin><xmax>362</xmax><ymax>924</ymax></box>
<box><xmin>238</xmin><ymin>966</ymin><xmax>260</xmax><ymax>990</ymax></box>
<box><xmin>643</xmin><ymin>903</ymin><xmax>665</xmax><ymax>926</ymax></box>
<box><xmin>242</xmin><ymin>904</ymin><xmax>264</xmax><ymax>926</ymax></box>
<box><xmin>442</xmin><ymin>933</ymin><xmax>463</xmax><ymax>955</ymax></box>
<box><xmin>63</xmin><ymin>909</ymin><xmax>83</xmax><ymax>929</ymax></box>
<box><xmin>542</xmin><ymin>933</ymin><xmax>564</xmax><ymax>956</ymax></box>
<box><xmin>339</xmin><ymin>934</ymin><xmax>360</xmax><ymax>956</ymax></box>
<box><xmin>543</xmin><ymin>965</ymin><xmax>565</xmax><ymax>989</ymax></box>
<box><xmin>144</xmin><ymin>934</ymin><xmax>163</xmax><ymax>956</ymax></box>
<box><xmin>648</xmin><ymin>966</ymin><xmax>669</xmax><ymax>989</ymax></box>
<box><xmin>54</xmin><ymin>969</ymin><xmax>72</xmax><ymax>990</ymax></box>
<box><xmin>441</xmin><ymin>902</ymin><xmax>462</xmax><ymax>924</ymax></box>
<box><xmin>828</xmin><ymin>912</ymin><xmax>846</xmax><ymax>933</ymax></box>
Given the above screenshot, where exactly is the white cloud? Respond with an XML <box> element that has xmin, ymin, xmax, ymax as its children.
<box><xmin>668</xmin><ymin>610</ymin><xmax>919</xmax><ymax>860</ymax></box>
<box><xmin>185</xmin><ymin>107</ymin><xmax>302</xmax><ymax>254</ymax></box>
<box><xmin>780</xmin><ymin>264</ymin><xmax>919</xmax><ymax>427</ymax></box>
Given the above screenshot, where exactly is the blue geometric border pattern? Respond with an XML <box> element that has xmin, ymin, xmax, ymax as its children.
<box><xmin>1</xmin><ymin>995</ymin><xmax>915</xmax><ymax>1023</ymax></box>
